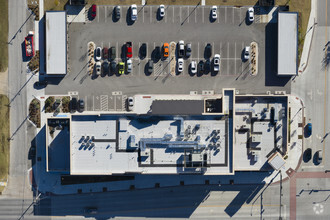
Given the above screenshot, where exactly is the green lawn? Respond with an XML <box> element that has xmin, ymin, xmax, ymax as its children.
<box><xmin>0</xmin><ymin>95</ymin><xmax>10</xmax><ymax>192</ymax></box>
<box><xmin>0</xmin><ymin>0</ymin><xmax>8</xmax><ymax>72</ymax></box>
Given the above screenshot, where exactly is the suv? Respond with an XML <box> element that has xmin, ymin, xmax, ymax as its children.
<box><xmin>78</xmin><ymin>99</ymin><xmax>85</xmax><ymax>112</ymax></box>
<box><xmin>244</xmin><ymin>46</ymin><xmax>250</xmax><ymax>60</ymax></box>
<box><xmin>109</xmin><ymin>47</ymin><xmax>116</xmax><ymax>60</ymax></box>
<box><xmin>128</xmin><ymin>97</ymin><xmax>134</xmax><ymax>111</ymax></box>
<box><xmin>115</xmin><ymin>6</ymin><xmax>120</xmax><ymax>20</ymax></box>
<box><xmin>178</xmin><ymin>40</ymin><xmax>184</xmax><ymax>58</ymax></box>
<box><xmin>131</xmin><ymin>4</ymin><xmax>137</xmax><ymax>21</ymax></box>
<box><xmin>185</xmin><ymin>43</ymin><xmax>192</xmax><ymax>58</ymax></box>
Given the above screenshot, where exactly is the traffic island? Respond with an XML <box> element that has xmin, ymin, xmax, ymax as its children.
<box><xmin>170</xmin><ymin>42</ymin><xmax>176</xmax><ymax>76</ymax></box>
<box><xmin>87</xmin><ymin>42</ymin><xmax>95</xmax><ymax>76</ymax></box>
<box><xmin>250</xmin><ymin>42</ymin><xmax>258</xmax><ymax>76</ymax></box>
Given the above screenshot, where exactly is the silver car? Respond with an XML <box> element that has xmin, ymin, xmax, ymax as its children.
<box><xmin>95</xmin><ymin>61</ymin><xmax>101</xmax><ymax>75</ymax></box>
<box><xmin>128</xmin><ymin>97</ymin><xmax>134</xmax><ymax>111</ymax></box>
<box><xmin>248</xmin><ymin>7</ymin><xmax>254</xmax><ymax>22</ymax></box>
<box><xmin>213</xmin><ymin>54</ymin><xmax>220</xmax><ymax>72</ymax></box>
<box><xmin>126</xmin><ymin>59</ymin><xmax>132</xmax><ymax>73</ymax></box>
<box><xmin>131</xmin><ymin>4</ymin><xmax>137</xmax><ymax>21</ymax></box>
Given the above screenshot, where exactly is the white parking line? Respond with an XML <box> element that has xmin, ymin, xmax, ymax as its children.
<box><xmin>225</xmin><ymin>7</ymin><xmax>227</xmax><ymax>24</ymax></box>
<box><xmin>202</xmin><ymin>7</ymin><xmax>204</xmax><ymax>23</ymax></box>
<box><xmin>173</xmin><ymin>7</ymin><xmax>174</xmax><ymax>23</ymax></box>
<box><xmin>101</xmin><ymin>42</ymin><xmax>103</xmax><ymax>48</ymax></box>
<box><xmin>239</xmin><ymin>7</ymin><xmax>242</xmax><ymax>22</ymax></box>
<box><xmin>109</xmin><ymin>42</ymin><xmax>110</xmax><ymax>48</ymax></box>
<box><xmin>92</xmin><ymin>96</ymin><xmax>95</xmax><ymax>111</ymax></box>
<box><xmin>165</xmin><ymin>7</ymin><xmax>167</xmax><ymax>23</ymax></box>
<box><xmin>116</xmin><ymin>42</ymin><xmax>118</xmax><ymax>58</ymax></box>
<box><xmin>242</xmin><ymin>42</ymin><xmax>244</xmax><ymax>73</ymax></box>
<box><xmin>212</xmin><ymin>42</ymin><xmax>215</xmax><ymax>57</ymax></box>
<box><xmin>187</xmin><ymin>6</ymin><xmax>190</xmax><ymax>23</ymax></box>
<box><xmin>235</xmin><ymin>42</ymin><xmax>236</xmax><ymax>74</ymax></box>
<box><xmin>227</xmin><ymin>42</ymin><xmax>229</xmax><ymax>75</ymax></box>
<box><xmin>232</xmin><ymin>7</ymin><xmax>234</xmax><ymax>24</ymax></box>
<box><xmin>197</xmin><ymin>42</ymin><xmax>199</xmax><ymax>60</ymax></box>
<box><xmin>143</xmin><ymin>6</ymin><xmax>144</xmax><ymax>23</ymax></box>
<box><xmin>97</xmin><ymin>7</ymin><xmax>100</xmax><ymax>23</ymax></box>
<box><xmin>105</xmin><ymin>6</ymin><xmax>107</xmax><ymax>23</ymax></box>
<box><xmin>150</xmin><ymin>6</ymin><xmax>152</xmax><ymax>23</ymax></box>
<box><xmin>195</xmin><ymin>6</ymin><xmax>197</xmax><ymax>23</ymax></box>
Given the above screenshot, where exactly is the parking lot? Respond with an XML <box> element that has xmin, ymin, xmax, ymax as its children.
<box><xmin>45</xmin><ymin>5</ymin><xmax>291</xmax><ymax>112</ymax></box>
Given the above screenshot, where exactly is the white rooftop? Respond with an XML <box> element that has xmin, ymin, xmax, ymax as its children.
<box><xmin>46</xmin><ymin>11</ymin><xmax>67</xmax><ymax>75</ymax></box>
<box><xmin>278</xmin><ymin>12</ymin><xmax>298</xmax><ymax>76</ymax></box>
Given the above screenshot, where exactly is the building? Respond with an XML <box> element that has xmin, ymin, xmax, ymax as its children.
<box><xmin>277</xmin><ymin>12</ymin><xmax>298</xmax><ymax>76</ymax></box>
<box><xmin>45</xmin><ymin>11</ymin><xmax>67</xmax><ymax>76</ymax></box>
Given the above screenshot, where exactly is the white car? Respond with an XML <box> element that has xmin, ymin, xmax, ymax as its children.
<box><xmin>178</xmin><ymin>40</ymin><xmax>184</xmax><ymax>57</ymax></box>
<box><xmin>191</xmin><ymin>61</ymin><xmax>197</xmax><ymax>74</ymax></box>
<box><xmin>159</xmin><ymin>5</ymin><xmax>165</xmax><ymax>17</ymax></box>
<box><xmin>178</xmin><ymin>58</ymin><xmax>184</xmax><ymax>73</ymax></box>
<box><xmin>95</xmin><ymin>61</ymin><xmax>101</xmax><ymax>75</ymax></box>
<box><xmin>211</xmin><ymin>6</ymin><xmax>217</xmax><ymax>20</ymax></box>
<box><xmin>213</xmin><ymin>54</ymin><xmax>220</xmax><ymax>71</ymax></box>
<box><xmin>128</xmin><ymin>97</ymin><xmax>134</xmax><ymax>111</ymax></box>
<box><xmin>126</xmin><ymin>59</ymin><xmax>132</xmax><ymax>73</ymax></box>
<box><xmin>244</xmin><ymin>46</ymin><xmax>250</xmax><ymax>60</ymax></box>
<box><xmin>248</xmin><ymin>7</ymin><xmax>254</xmax><ymax>22</ymax></box>
<box><xmin>131</xmin><ymin>4</ymin><xmax>137</xmax><ymax>21</ymax></box>
<box><xmin>95</xmin><ymin>47</ymin><xmax>101</xmax><ymax>61</ymax></box>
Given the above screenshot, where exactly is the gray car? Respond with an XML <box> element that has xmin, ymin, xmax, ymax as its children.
<box><xmin>148</xmin><ymin>60</ymin><xmax>153</xmax><ymax>73</ymax></box>
<box><xmin>185</xmin><ymin>43</ymin><xmax>192</xmax><ymax>58</ymax></box>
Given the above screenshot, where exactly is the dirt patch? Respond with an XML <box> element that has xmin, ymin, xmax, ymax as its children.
<box><xmin>0</xmin><ymin>95</ymin><xmax>10</xmax><ymax>191</ymax></box>
<box><xmin>0</xmin><ymin>69</ymin><xmax>8</xmax><ymax>95</ymax></box>
<box><xmin>29</xmin><ymin>98</ymin><xmax>41</xmax><ymax>128</ymax></box>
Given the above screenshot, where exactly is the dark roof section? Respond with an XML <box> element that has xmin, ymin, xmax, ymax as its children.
<box><xmin>151</xmin><ymin>100</ymin><xmax>204</xmax><ymax>115</ymax></box>
<box><xmin>69</xmin><ymin>0</ymin><xmax>86</xmax><ymax>5</ymax></box>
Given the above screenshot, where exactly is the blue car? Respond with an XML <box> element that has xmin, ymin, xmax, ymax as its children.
<box><xmin>306</xmin><ymin>123</ymin><xmax>312</xmax><ymax>137</ymax></box>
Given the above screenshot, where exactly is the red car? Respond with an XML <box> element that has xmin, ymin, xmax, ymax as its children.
<box><xmin>91</xmin><ymin>4</ymin><xmax>96</xmax><ymax>18</ymax></box>
<box><xmin>126</xmin><ymin>42</ymin><xmax>132</xmax><ymax>58</ymax></box>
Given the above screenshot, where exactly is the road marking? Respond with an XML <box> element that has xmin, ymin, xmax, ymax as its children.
<box><xmin>227</xmin><ymin>42</ymin><xmax>229</xmax><ymax>75</ymax></box>
<box><xmin>202</xmin><ymin>7</ymin><xmax>204</xmax><ymax>23</ymax></box>
<box><xmin>323</xmin><ymin>0</ymin><xmax>328</xmax><ymax>162</ymax></box>
<box><xmin>92</xmin><ymin>95</ymin><xmax>95</xmax><ymax>111</ymax></box>
<box><xmin>116</xmin><ymin>42</ymin><xmax>118</xmax><ymax>59</ymax></box>
<box><xmin>101</xmin><ymin>95</ymin><xmax>108</xmax><ymax>111</ymax></box>
<box><xmin>165</xmin><ymin>7</ymin><xmax>167</xmax><ymax>23</ymax></box>
<box><xmin>105</xmin><ymin>6</ymin><xmax>107</xmax><ymax>23</ymax></box>
<box><xmin>212</xmin><ymin>42</ymin><xmax>215</xmax><ymax>57</ymax></box>
<box><xmin>232</xmin><ymin>7</ymin><xmax>234</xmax><ymax>24</ymax></box>
<box><xmin>235</xmin><ymin>42</ymin><xmax>236</xmax><ymax>74</ymax></box>
<box><xmin>187</xmin><ymin>6</ymin><xmax>190</xmax><ymax>23</ymax></box>
<box><xmin>225</xmin><ymin>7</ymin><xmax>227</xmax><ymax>24</ymax></box>
<box><xmin>143</xmin><ymin>6</ymin><xmax>144</xmax><ymax>23</ymax></box>
<box><xmin>197</xmin><ymin>42</ymin><xmax>199</xmax><ymax>61</ymax></box>
<box><xmin>101</xmin><ymin>42</ymin><xmax>103</xmax><ymax>48</ymax></box>
<box><xmin>239</xmin><ymin>7</ymin><xmax>242</xmax><ymax>22</ymax></box>
<box><xmin>180</xmin><ymin>7</ymin><xmax>182</xmax><ymax>23</ymax></box>
<box><xmin>97</xmin><ymin>7</ymin><xmax>100</xmax><ymax>23</ymax></box>
<box><xmin>150</xmin><ymin>6</ymin><xmax>152</xmax><ymax>23</ymax></box>
<box><xmin>242</xmin><ymin>42</ymin><xmax>244</xmax><ymax>73</ymax></box>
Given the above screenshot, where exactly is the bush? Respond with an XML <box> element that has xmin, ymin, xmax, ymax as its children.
<box><xmin>45</xmin><ymin>96</ymin><xmax>55</xmax><ymax>113</ymax></box>
<box><xmin>62</xmin><ymin>96</ymin><xmax>70</xmax><ymax>113</ymax></box>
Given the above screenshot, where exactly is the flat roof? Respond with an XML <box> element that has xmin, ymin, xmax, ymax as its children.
<box><xmin>151</xmin><ymin>100</ymin><xmax>204</xmax><ymax>115</ymax></box>
<box><xmin>277</xmin><ymin>12</ymin><xmax>298</xmax><ymax>76</ymax></box>
<box><xmin>46</xmin><ymin>11</ymin><xmax>67</xmax><ymax>75</ymax></box>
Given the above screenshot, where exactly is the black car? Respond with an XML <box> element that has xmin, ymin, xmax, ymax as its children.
<box><xmin>198</xmin><ymin>61</ymin><xmax>204</xmax><ymax>74</ymax></box>
<box><xmin>204</xmin><ymin>59</ymin><xmax>211</xmax><ymax>74</ymax></box>
<box><xmin>205</xmin><ymin>43</ymin><xmax>212</xmax><ymax>59</ymax></box>
<box><xmin>110</xmin><ymin>61</ymin><xmax>117</xmax><ymax>73</ymax></box>
<box><xmin>109</xmin><ymin>47</ymin><xmax>116</xmax><ymax>60</ymax></box>
<box><xmin>185</xmin><ymin>43</ymin><xmax>192</xmax><ymax>58</ymax></box>
<box><xmin>35</xmin><ymin>81</ymin><xmax>48</xmax><ymax>87</ymax></box>
<box><xmin>70</xmin><ymin>98</ymin><xmax>78</xmax><ymax>113</ymax></box>
<box><xmin>148</xmin><ymin>60</ymin><xmax>153</xmax><ymax>73</ymax></box>
<box><xmin>78</xmin><ymin>99</ymin><xmax>85</xmax><ymax>112</ymax></box>
<box><xmin>140</xmin><ymin>43</ymin><xmax>147</xmax><ymax>59</ymax></box>
<box><xmin>115</xmin><ymin>6</ymin><xmax>120</xmax><ymax>20</ymax></box>
<box><xmin>102</xmin><ymin>61</ymin><xmax>109</xmax><ymax>75</ymax></box>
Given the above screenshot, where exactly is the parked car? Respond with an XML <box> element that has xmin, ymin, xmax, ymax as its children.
<box><xmin>70</xmin><ymin>98</ymin><xmax>77</xmax><ymax>113</ymax></box>
<box><xmin>306</xmin><ymin>123</ymin><xmax>312</xmax><ymax>137</ymax></box>
<box><xmin>315</xmin><ymin>150</ymin><xmax>323</xmax><ymax>164</ymax></box>
<box><xmin>102</xmin><ymin>61</ymin><xmax>109</xmax><ymax>75</ymax></box>
<box><xmin>140</xmin><ymin>43</ymin><xmax>147</xmax><ymax>59</ymax></box>
<box><xmin>95</xmin><ymin>47</ymin><xmax>101</xmax><ymax>61</ymax></box>
<box><xmin>163</xmin><ymin>43</ymin><xmax>169</xmax><ymax>58</ymax></box>
<box><xmin>109</xmin><ymin>46</ymin><xmax>116</xmax><ymax>60</ymax></box>
<box><xmin>185</xmin><ymin>43</ymin><xmax>192</xmax><ymax>58</ymax></box>
<box><xmin>103</xmin><ymin>47</ymin><xmax>108</xmax><ymax>60</ymax></box>
<box><xmin>205</xmin><ymin>59</ymin><xmax>211</xmax><ymax>73</ymax></box>
<box><xmin>205</xmin><ymin>43</ymin><xmax>212</xmax><ymax>58</ymax></box>
<box><xmin>148</xmin><ymin>60</ymin><xmax>153</xmax><ymax>73</ymax></box>
<box><xmin>78</xmin><ymin>99</ymin><xmax>85</xmax><ymax>112</ymax></box>
<box><xmin>248</xmin><ymin>7</ymin><xmax>254</xmax><ymax>22</ymax></box>
<box><xmin>213</xmin><ymin>54</ymin><xmax>220</xmax><ymax>71</ymax></box>
<box><xmin>95</xmin><ymin>61</ymin><xmax>101</xmax><ymax>75</ymax></box>
<box><xmin>131</xmin><ymin>4</ymin><xmax>137</xmax><ymax>21</ymax></box>
<box><xmin>128</xmin><ymin>97</ymin><xmax>134</xmax><ymax>111</ymax></box>
<box><xmin>118</xmin><ymin>62</ymin><xmax>125</xmax><ymax>74</ymax></box>
<box><xmin>244</xmin><ymin>46</ymin><xmax>250</xmax><ymax>60</ymax></box>
<box><xmin>178</xmin><ymin>40</ymin><xmax>184</xmax><ymax>57</ymax></box>
<box><xmin>91</xmin><ymin>4</ymin><xmax>96</xmax><ymax>19</ymax></box>
<box><xmin>198</xmin><ymin>60</ymin><xmax>204</xmax><ymax>74</ymax></box>
<box><xmin>35</xmin><ymin>81</ymin><xmax>48</xmax><ymax>87</ymax></box>
<box><xmin>211</xmin><ymin>6</ymin><xmax>217</xmax><ymax>20</ymax></box>
<box><xmin>126</xmin><ymin>59</ymin><xmax>132</xmax><ymax>73</ymax></box>
<box><xmin>178</xmin><ymin>58</ymin><xmax>184</xmax><ymax>73</ymax></box>
<box><xmin>115</xmin><ymin>6</ymin><xmax>120</xmax><ymax>20</ymax></box>
<box><xmin>191</xmin><ymin>61</ymin><xmax>197</xmax><ymax>74</ymax></box>
<box><xmin>126</xmin><ymin>42</ymin><xmax>132</xmax><ymax>58</ymax></box>
<box><xmin>110</xmin><ymin>61</ymin><xmax>117</xmax><ymax>73</ymax></box>
<box><xmin>159</xmin><ymin>5</ymin><xmax>165</xmax><ymax>18</ymax></box>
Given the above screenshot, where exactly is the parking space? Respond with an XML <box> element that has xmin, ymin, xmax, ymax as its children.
<box><xmin>47</xmin><ymin>5</ymin><xmax>290</xmax><ymax>112</ymax></box>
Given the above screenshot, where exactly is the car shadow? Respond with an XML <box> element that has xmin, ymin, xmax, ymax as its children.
<box><xmin>303</xmin><ymin>148</ymin><xmax>312</xmax><ymax>163</ymax></box>
<box><xmin>151</xmin><ymin>47</ymin><xmax>161</xmax><ymax>63</ymax></box>
<box><xmin>112</xmin><ymin>7</ymin><xmax>119</xmax><ymax>22</ymax></box>
<box><xmin>120</xmin><ymin>44</ymin><xmax>126</xmax><ymax>61</ymax></box>
<box><xmin>209</xmin><ymin>11</ymin><xmax>216</xmax><ymax>23</ymax></box>
<box><xmin>144</xmin><ymin>62</ymin><xmax>152</xmax><ymax>76</ymax></box>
